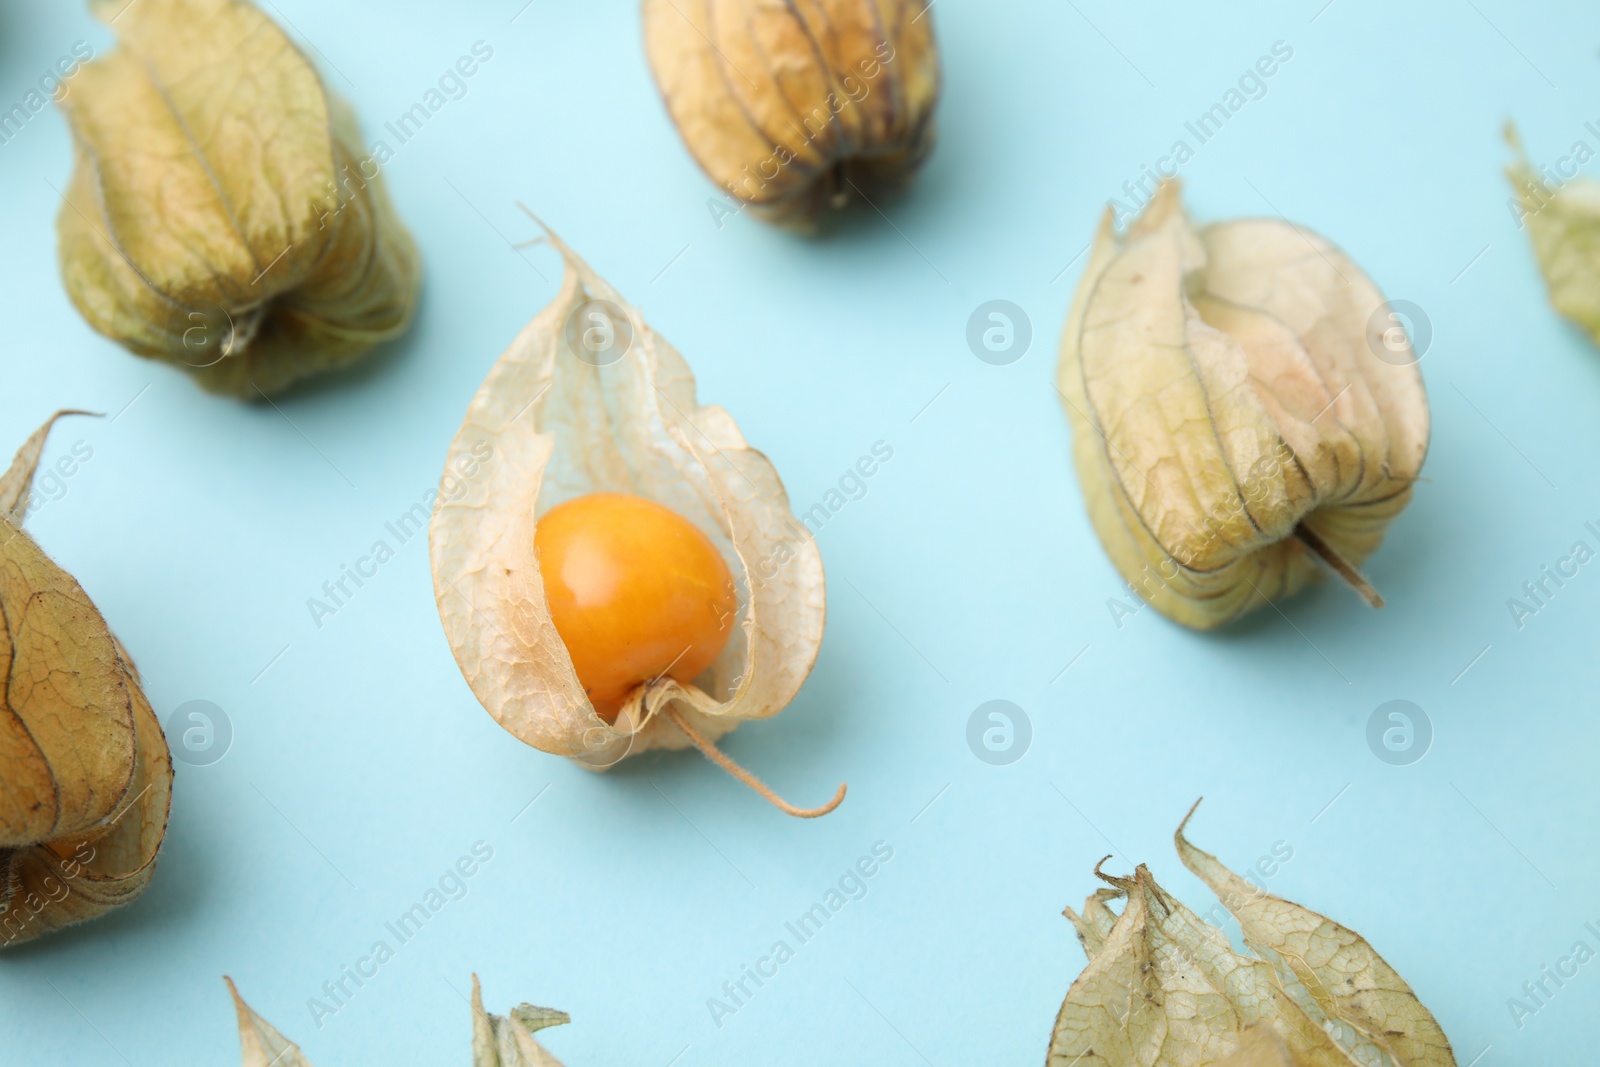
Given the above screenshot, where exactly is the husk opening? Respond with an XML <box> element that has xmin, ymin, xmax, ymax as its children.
<box><xmin>429</xmin><ymin>222</ymin><xmax>837</xmax><ymax>813</ymax></box>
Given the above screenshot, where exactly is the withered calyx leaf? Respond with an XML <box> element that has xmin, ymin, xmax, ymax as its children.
<box><xmin>1507</xmin><ymin>124</ymin><xmax>1600</xmax><ymax>347</ymax></box>
<box><xmin>227</xmin><ymin>974</ymin><xmax>568</xmax><ymax>1066</ymax></box>
<box><xmin>1047</xmin><ymin>803</ymin><xmax>1456</xmax><ymax>1067</ymax></box>
<box><xmin>0</xmin><ymin>413</ymin><xmax>173</xmax><ymax>948</ymax></box>
<box><xmin>58</xmin><ymin>0</ymin><xmax>420</xmax><ymax>397</ymax></box>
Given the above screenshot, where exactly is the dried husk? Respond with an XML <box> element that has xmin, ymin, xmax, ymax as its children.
<box><xmin>226</xmin><ymin>974</ymin><xmax>568</xmax><ymax>1066</ymax></box>
<box><xmin>1507</xmin><ymin>125</ymin><xmax>1600</xmax><ymax>345</ymax></box>
<box><xmin>643</xmin><ymin>0</ymin><xmax>941</xmax><ymax>229</ymax></box>
<box><xmin>429</xmin><ymin>226</ymin><xmax>827</xmax><ymax>776</ymax></box>
<box><xmin>1046</xmin><ymin>804</ymin><xmax>1455</xmax><ymax>1067</ymax></box>
<box><xmin>1058</xmin><ymin>181</ymin><xmax>1429</xmax><ymax>629</ymax></box>
<box><xmin>228</xmin><ymin>978</ymin><xmax>314</xmax><ymax>1067</ymax></box>
<box><xmin>470</xmin><ymin>974</ymin><xmax>569</xmax><ymax>1067</ymax></box>
<box><xmin>0</xmin><ymin>414</ymin><xmax>173</xmax><ymax>948</ymax></box>
<box><xmin>57</xmin><ymin>0</ymin><xmax>420</xmax><ymax>397</ymax></box>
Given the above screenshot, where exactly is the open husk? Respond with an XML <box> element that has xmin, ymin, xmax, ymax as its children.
<box><xmin>643</xmin><ymin>0</ymin><xmax>941</xmax><ymax>229</ymax></box>
<box><xmin>1058</xmin><ymin>181</ymin><xmax>1429</xmax><ymax>629</ymax></box>
<box><xmin>1046</xmin><ymin>803</ymin><xmax>1455</xmax><ymax>1067</ymax></box>
<box><xmin>430</xmin><ymin>223</ymin><xmax>838</xmax><ymax>815</ymax></box>
<box><xmin>227</xmin><ymin>974</ymin><xmax>567</xmax><ymax>1066</ymax></box>
<box><xmin>0</xmin><ymin>414</ymin><xmax>173</xmax><ymax>947</ymax></box>
<box><xmin>57</xmin><ymin>0</ymin><xmax>420</xmax><ymax>397</ymax></box>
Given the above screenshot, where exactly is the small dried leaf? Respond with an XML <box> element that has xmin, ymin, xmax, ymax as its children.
<box><xmin>643</xmin><ymin>0</ymin><xmax>941</xmax><ymax>228</ymax></box>
<box><xmin>228</xmin><ymin>978</ymin><xmax>315</xmax><ymax>1067</ymax></box>
<box><xmin>57</xmin><ymin>0</ymin><xmax>420</xmax><ymax>397</ymax></box>
<box><xmin>1063</xmin><ymin>886</ymin><xmax>1121</xmax><ymax>960</ymax></box>
<box><xmin>0</xmin><ymin>414</ymin><xmax>172</xmax><ymax>948</ymax></box>
<box><xmin>471</xmin><ymin>973</ymin><xmax>568</xmax><ymax>1067</ymax></box>
<box><xmin>0</xmin><ymin>410</ymin><xmax>96</xmax><ymax>523</ymax></box>
<box><xmin>1046</xmin><ymin>806</ymin><xmax>1457</xmax><ymax>1067</ymax></box>
<box><xmin>1057</xmin><ymin>181</ymin><xmax>1429</xmax><ymax>628</ymax></box>
<box><xmin>1176</xmin><ymin>811</ymin><xmax>1456</xmax><ymax>1067</ymax></box>
<box><xmin>1507</xmin><ymin>125</ymin><xmax>1600</xmax><ymax>345</ymax></box>
<box><xmin>225</xmin><ymin>975</ymin><xmax>567</xmax><ymax>1066</ymax></box>
<box><xmin>430</xmin><ymin>226</ymin><xmax>825</xmax><ymax>771</ymax></box>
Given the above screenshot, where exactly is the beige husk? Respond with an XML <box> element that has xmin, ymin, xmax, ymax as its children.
<box><xmin>0</xmin><ymin>413</ymin><xmax>173</xmax><ymax>947</ymax></box>
<box><xmin>1046</xmin><ymin>803</ymin><xmax>1456</xmax><ymax>1067</ymax></box>
<box><xmin>429</xmin><ymin>224</ymin><xmax>839</xmax><ymax>815</ymax></box>
<box><xmin>643</xmin><ymin>0</ymin><xmax>941</xmax><ymax>229</ymax></box>
<box><xmin>57</xmin><ymin>0</ymin><xmax>419</xmax><ymax>397</ymax></box>
<box><xmin>1506</xmin><ymin>124</ymin><xmax>1600</xmax><ymax>346</ymax></box>
<box><xmin>1058</xmin><ymin>181</ymin><xmax>1429</xmax><ymax>629</ymax></box>
<box><xmin>227</xmin><ymin>975</ymin><xmax>567</xmax><ymax>1066</ymax></box>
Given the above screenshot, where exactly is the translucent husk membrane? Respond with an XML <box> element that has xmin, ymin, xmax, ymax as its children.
<box><xmin>1047</xmin><ymin>802</ymin><xmax>1457</xmax><ymax>1067</ymax></box>
<box><xmin>430</xmin><ymin>222</ymin><xmax>841</xmax><ymax>816</ymax></box>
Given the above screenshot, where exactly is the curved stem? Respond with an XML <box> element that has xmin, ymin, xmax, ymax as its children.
<box><xmin>665</xmin><ymin>707</ymin><xmax>845</xmax><ymax>819</ymax></box>
<box><xmin>1293</xmin><ymin>522</ymin><xmax>1384</xmax><ymax>608</ymax></box>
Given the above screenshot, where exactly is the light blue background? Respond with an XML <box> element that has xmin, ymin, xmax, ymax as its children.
<box><xmin>2</xmin><ymin>0</ymin><xmax>1598</xmax><ymax>1063</ymax></box>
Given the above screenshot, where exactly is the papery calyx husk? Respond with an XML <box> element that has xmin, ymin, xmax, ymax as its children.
<box><xmin>0</xmin><ymin>413</ymin><xmax>173</xmax><ymax>948</ymax></box>
<box><xmin>1058</xmin><ymin>181</ymin><xmax>1429</xmax><ymax>629</ymax></box>
<box><xmin>57</xmin><ymin>0</ymin><xmax>420</xmax><ymax>398</ymax></box>
<box><xmin>1046</xmin><ymin>802</ymin><xmax>1456</xmax><ymax>1067</ymax></box>
<box><xmin>470</xmin><ymin>974</ymin><xmax>570</xmax><ymax>1067</ymax></box>
<box><xmin>643</xmin><ymin>0</ymin><xmax>941</xmax><ymax>229</ymax></box>
<box><xmin>226</xmin><ymin>974</ymin><xmax>568</xmax><ymax>1066</ymax></box>
<box><xmin>1506</xmin><ymin>123</ymin><xmax>1600</xmax><ymax>345</ymax></box>
<box><xmin>429</xmin><ymin>220</ymin><xmax>840</xmax><ymax>816</ymax></box>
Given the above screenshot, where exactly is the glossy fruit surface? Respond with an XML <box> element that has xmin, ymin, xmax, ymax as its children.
<box><xmin>534</xmin><ymin>492</ymin><xmax>737</xmax><ymax>721</ymax></box>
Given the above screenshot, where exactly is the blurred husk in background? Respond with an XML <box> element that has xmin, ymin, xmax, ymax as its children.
<box><xmin>56</xmin><ymin>0</ymin><xmax>420</xmax><ymax>398</ymax></box>
<box><xmin>644</xmin><ymin>0</ymin><xmax>941</xmax><ymax>231</ymax></box>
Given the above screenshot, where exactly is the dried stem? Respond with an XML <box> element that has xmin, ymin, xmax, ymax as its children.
<box><xmin>1293</xmin><ymin>523</ymin><xmax>1384</xmax><ymax>609</ymax></box>
<box><xmin>665</xmin><ymin>706</ymin><xmax>845</xmax><ymax>818</ymax></box>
